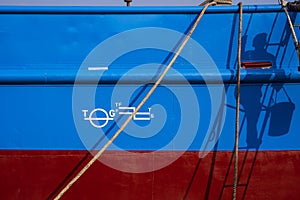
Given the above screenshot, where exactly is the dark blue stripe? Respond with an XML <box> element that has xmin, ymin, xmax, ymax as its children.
<box><xmin>0</xmin><ymin>5</ymin><xmax>283</xmax><ymax>14</ymax></box>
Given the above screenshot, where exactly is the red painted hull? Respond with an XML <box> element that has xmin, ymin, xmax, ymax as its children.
<box><xmin>0</xmin><ymin>150</ymin><xmax>299</xmax><ymax>200</ymax></box>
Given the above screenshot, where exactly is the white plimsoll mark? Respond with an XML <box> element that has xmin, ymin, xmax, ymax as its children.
<box><xmin>118</xmin><ymin>106</ymin><xmax>135</xmax><ymax>115</ymax></box>
<box><xmin>82</xmin><ymin>106</ymin><xmax>152</xmax><ymax>128</ymax></box>
<box><xmin>83</xmin><ymin>108</ymin><xmax>114</xmax><ymax>128</ymax></box>
<box><xmin>118</xmin><ymin>106</ymin><xmax>152</xmax><ymax>121</ymax></box>
<box><xmin>88</xmin><ymin>67</ymin><xmax>108</xmax><ymax>71</ymax></box>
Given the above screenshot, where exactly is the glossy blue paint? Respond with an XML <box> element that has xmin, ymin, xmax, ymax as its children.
<box><xmin>0</xmin><ymin>6</ymin><xmax>299</xmax><ymax>83</ymax></box>
<box><xmin>0</xmin><ymin>6</ymin><xmax>299</xmax><ymax>151</ymax></box>
<box><xmin>0</xmin><ymin>83</ymin><xmax>299</xmax><ymax>151</ymax></box>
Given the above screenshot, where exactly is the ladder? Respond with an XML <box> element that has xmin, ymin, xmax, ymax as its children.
<box><xmin>219</xmin><ymin>85</ymin><xmax>276</xmax><ymax>200</ymax></box>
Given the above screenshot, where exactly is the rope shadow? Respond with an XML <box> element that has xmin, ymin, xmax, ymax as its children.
<box><xmin>47</xmin><ymin>16</ymin><xmax>198</xmax><ymax>199</ymax></box>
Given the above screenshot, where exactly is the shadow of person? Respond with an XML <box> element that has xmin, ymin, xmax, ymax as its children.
<box><xmin>243</xmin><ymin>33</ymin><xmax>276</xmax><ymax>64</ymax></box>
<box><xmin>239</xmin><ymin>33</ymin><xmax>276</xmax><ymax>149</ymax></box>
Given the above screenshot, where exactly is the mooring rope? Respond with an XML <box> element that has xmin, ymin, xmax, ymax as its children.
<box><xmin>53</xmin><ymin>2</ymin><xmax>216</xmax><ymax>199</ymax></box>
<box><xmin>280</xmin><ymin>0</ymin><xmax>300</xmax><ymax>64</ymax></box>
<box><xmin>233</xmin><ymin>2</ymin><xmax>242</xmax><ymax>200</ymax></box>
<box><xmin>200</xmin><ymin>0</ymin><xmax>232</xmax><ymax>6</ymax></box>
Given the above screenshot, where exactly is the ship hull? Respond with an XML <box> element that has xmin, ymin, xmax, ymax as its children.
<box><xmin>1</xmin><ymin>5</ymin><xmax>300</xmax><ymax>200</ymax></box>
<box><xmin>1</xmin><ymin>150</ymin><xmax>300</xmax><ymax>200</ymax></box>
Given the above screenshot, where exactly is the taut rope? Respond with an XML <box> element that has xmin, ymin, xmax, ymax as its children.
<box><xmin>200</xmin><ymin>0</ymin><xmax>232</xmax><ymax>6</ymax></box>
<box><xmin>53</xmin><ymin>2</ymin><xmax>216</xmax><ymax>199</ymax></box>
<box><xmin>233</xmin><ymin>2</ymin><xmax>243</xmax><ymax>200</ymax></box>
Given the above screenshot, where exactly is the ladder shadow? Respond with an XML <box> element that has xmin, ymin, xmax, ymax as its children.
<box><xmin>218</xmin><ymin>86</ymin><xmax>274</xmax><ymax>200</ymax></box>
<box><xmin>182</xmin><ymin>84</ymin><xmax>228</xmax><ymax>200</ymax></box>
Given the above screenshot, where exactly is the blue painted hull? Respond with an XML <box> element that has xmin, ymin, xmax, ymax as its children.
<box><xmin>0</xmin><ymin>5</ymin><xmax>300</xmax><ymax>199</ymax></box>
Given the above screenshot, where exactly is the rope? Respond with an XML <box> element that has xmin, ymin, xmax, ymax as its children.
<box><xmin>280</xmin><ymin>1</ymin><xmax>300</xmax><ymax>64</ymax></box>
<box><xmin>53</xmin><ymin>2</ymin><xmax>216</xmax><ymax>199</ymax></box>
<box><xmin>200</xmin><ymin>0</ymin><xmax>232</xmax><ymax>6</ymax></box>
<box><xmin>233</xmin><ymin>2</ymin><xmax>242</xmax><ymax>200</ymax></box>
